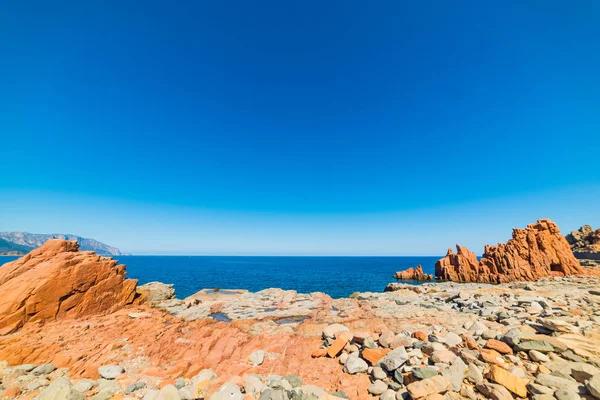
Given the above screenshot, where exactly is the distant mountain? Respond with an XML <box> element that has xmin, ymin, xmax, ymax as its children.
<box><xmin>0</xmin><ymin>232</ymin><xmax>128</xmax><ymax>256</ymax></box>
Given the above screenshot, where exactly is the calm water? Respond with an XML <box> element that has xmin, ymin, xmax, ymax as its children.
<box><xmin>0</xmin><ymin>255</ymin><xmax>440</xmax><ymax>299</ymax></box>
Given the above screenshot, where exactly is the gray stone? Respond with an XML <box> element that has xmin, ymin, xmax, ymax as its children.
<box><xmin>443</xmin><ymin>332</ymin><xmax>463</xmax><ymax>347</ymax></box>
<box><xmin>516</xmin><ymin>341</ymin><xmax>554</xmax><ymax>353</ymax></box>
<box><xmin>211</xmin><ymin>382</ymin><xmax>242</xmax><ymax>400</ymax></box>
<box><xmin>554</xmin><ymin>388</ymin><xmax>581</xmax><ymax>400</ymax></box>
<box><xmin>284</xmin><ymin>375</ymin><xmax>302</xmax><ymax>388</ymax></box>
<box><xmin>178</xmin><ymin>387</ymin><xmax>195</xmax><ymax>400</ymax></box>
<box><xmin>587</xmin><ymin>374</ymin><xmax>600</xmax><ymax>398</ymax></box>
<box><xmin>125</xmin><ymin>382</ymin><xmax>146</xmax><ymax>394</ymax></box>
<box><xmin>535</xmin><ymin>374</ymin><xmax>581</xmax><ymax>393</ymax></box>
<box><xmin>26</xmin><ymin>378</ymin><xmax>50</xmax><ymax>391</ymax></box>
<box><xmin>442</xmin><ymin>357</ymin><xmax>467</xmax><ymax>391</ymax></box>
<box><xmin>529</xmin><ymin>350</ymin><xmax>550</xmax><ymax>363</ymax></box>
<box><xmin>372</xmin><ymin>366</ymin><xmax>387</xmax><ymax>380</ymax></box>
<box><xmin>73</xmin><ymin>379</ymin><xmax>97</xmax><ymax>393</ymax></box>
<box><xmin>380</xmin><ymin>389</ymin><xmax>396</xmax><ymax>400</ymax></box>
<box><xmin>14</xmin><ymin>364</ymin><xmax>36</xmax><ymax>373</ymax></box>
<box><xmin>92</xmin><ymin>391</ymin><xmax>115</xmax><ymax>400</ymax></box>
<box><xmin>393</xmin><ymin>369</ymin><xmax>404</xmax><ymax>385</ymax></box>
<box><xmin>98</xmin><ymin>365</ymin><xmax>124</xmax><ymax>380</ymax></box>
<box><xmin>570</xmin><ymin>363</ymin><xmax>600</xmax><ymax>383</ymax></box>
<box><xmin>244</xmin><ymin>375</ymin><xmax>266</xmax><ymax>397</ymax></box>
<box><xmin>258</xmin><ymin>388</ymin><xmax>288</xmax><ymax>400</ymax></box>
<box><xmin>467</xmin><ymin>363</ymin><xmax>483</xmax><ymax>384</ymax></box>
<box><xmin>368</xmin><ymin>380</ymin><xmax>388</xmax><ymax>396</ymax></box>
<box><xmin>412</xmin><ymin>367</ymin><xmax>438</xmax><ymax>380</ymax></box>
<box><xmin>175</xmin><ymin>378</ymin><xmax>185</xmax><ymax>389</ymax></box>
<box><xmin>32</xmin><ymin>363</ymin><xmax>56</xmax><ymax>376</ymax></box>
<box><xmin>527</xmin><ymin>383</ymin><xmax>554</xmax><ymax>395</ymax></box>
<box><xmin>143</xmin><ymin>389</ymin><xmax>160</xmax><ymax>400</ymax></box>
<box><xmin>36</xmin><ymin>377</ymin><xmax>84</xmax><ymax>400</ymax></box>
<box><xmin>344</xmin><ymin>353</ymin><xmax>368</xmax><ymax>374</ymax></box>
<box><xmin>249</xmin><ymin>350</ymin><xmax>266</xmax><ymax>366</ymax></box>
<box><xmin>500</xmin><ymin>329</ymin><xmax>521</xmax><ymax>347</ymax></box>
<box><xmin>377</xmin><ymin>347</ymin><xmax>409</xmax><ymax>372</ymax></box>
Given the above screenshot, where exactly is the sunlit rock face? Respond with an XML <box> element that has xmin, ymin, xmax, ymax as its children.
<box><xmin>0</xmin><ymin>239</ymin><xmax>137</xmax><ymax>334</ymax></box>
<box><xmin>435</xmin><ymin>219</ymin><xmax>586</xmax><ymax>283</ymax></box>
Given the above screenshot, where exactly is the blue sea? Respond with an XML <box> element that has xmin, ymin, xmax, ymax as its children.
<box><xmin>0</xmin><ymin>256</ymin><xmax>440</xmax><ymax>299</ymax></box>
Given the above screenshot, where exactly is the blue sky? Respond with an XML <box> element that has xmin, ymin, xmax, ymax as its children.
<box><xmin>1</xmin><ymin>1</ymin><xmax>599</xmax><ymax>255</ymax></box>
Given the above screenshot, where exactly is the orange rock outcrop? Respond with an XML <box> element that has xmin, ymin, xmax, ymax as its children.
<box><xmin>393</xmin><ymin>265</ymin><xmax>433</xmax><ymax>281</ymax></box>
<box><xmin>435</xmin><ymin>219</ymin><xmax>586</xmax><ymax>283</ymax></box>
<box><xmin>0</xmin><ymin>239</ymin><xmax>137</xmax><ymax>334</ymax></box>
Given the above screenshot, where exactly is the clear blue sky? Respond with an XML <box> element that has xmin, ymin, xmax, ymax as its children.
<box><xmin>1</xmin><ymin>1</ymin><xmax>599</xmax><ymax>255</ymax></box>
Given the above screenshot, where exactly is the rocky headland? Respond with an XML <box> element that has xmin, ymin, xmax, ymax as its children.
<box><xmin>1</xmin><ymin>220</ymin><xmax>600</xmax><ymax>400</ymax></box>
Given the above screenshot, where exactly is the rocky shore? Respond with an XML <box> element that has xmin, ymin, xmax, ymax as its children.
<box><xmin>1</xmin><ymin>219</ymin><xmax>600</xmax><ymax>400</ymax></box>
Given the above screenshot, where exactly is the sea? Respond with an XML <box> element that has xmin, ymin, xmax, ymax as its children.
<box><xmin>0</xmin><ymin>255</ymin><xmax>440</xmax><ymax>299</ymax></box>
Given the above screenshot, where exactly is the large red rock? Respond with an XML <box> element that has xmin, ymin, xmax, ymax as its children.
<box><xmin>393</xmin><ymin>265</ymin><xmax>433</xmax><ymax>281</ymax></box>
<box><xmin>435</xmin><ymin>219</ymin><xmax>586</xmax><ymax>283</ymax></box>
<box><xmin>0</xmin><ymin>239</ymin><xmax>137</xmax><ymax>334</ymax></box>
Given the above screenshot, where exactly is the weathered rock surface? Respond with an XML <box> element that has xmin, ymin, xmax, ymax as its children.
<box><xmin>566</xmin><ymin>225</ymin><xmax>600</xmax><ymax>253</ymax></box>
<box><xmin>435</xmin><ymin>219</ymin><xmax>587</xmax><ymax>283</ymax></box>
<box><xmin>393</xmin><ymin>265</ymin><xmax>433</xmax><ymax>281</ymax></box>
<box><xmin>0</xmin><ymin>239</ymin><xmax>137</xmax><ymax>334</ymax></box>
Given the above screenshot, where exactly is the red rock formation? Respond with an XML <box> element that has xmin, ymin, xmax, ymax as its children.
<box><xmin>435</xmin><ymin>219</ymin><xmax>586</xmax><ymax>283</ymax></box>
<box><xmin>393</xmin><ymin>265</ymin><xmax>433</xmax><ymax>281</ymax></box>
<box><xmin>0</xmin><ymin>239</ymin><xmax>137</xmax><ymax>334</ymax></box>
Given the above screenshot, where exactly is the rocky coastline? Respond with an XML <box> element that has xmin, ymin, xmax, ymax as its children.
<box><xmin>1</xmin><ymin>220</ymin><xmax>600</xmax><ymax>400</ymax></box>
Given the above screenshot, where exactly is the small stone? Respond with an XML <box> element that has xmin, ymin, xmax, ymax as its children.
<box><xmin>283</xmin><ymin>375</ymin><xmax>302</xmax><ymax>388</ymax></box>
<box><xmin>249</xmin><ymin>350</ymin><xmax>266</xmax><ymax>366</ymax></box>
<box><xmin>485</xmin><ymin>339</ymin><xmax>513</xmax><ymax>355</ymax></box>
<box><xmin>535</xmin><ymin>374</ymin><xmax>581</xmax><ymax>393</ymax></box>
<box><xmin>327</xmin><ymin>331</ymin><xmax>353</xmax><ymax>358</ymax></box>
<box><xmin>26</xmin><ymin>378</ymin><xmax>50</xmax><ymax>391</ymax></box>
<box><xmin>323</xmin><ymin>324</ymin><xmax>349</xmax><ymax>339</ymax></box>
<box><xmin>487</xmin><ymin>365</ymin><xmax>527</xmax><ymax>397</ymax></box>
<box><xmin>211</xmin><ymin>383</ymin><xmax>242</xmax><ymax>400</ymax></box>
<box><xmin>157</xmin><ymin>384</ymin><xmax>181</xmax><ymax>400</ymax></box>
<box><xmin>443</xmin><ymin>333</ymin><xmax>462</xmax><ymax>347</ymax></box>
<box><xmin>529</xmin><ymin>350</ymin><xmax>549</xmax><ymax>363</ymax></box>
<box><xmin>413</xmin><ymin>367</ymin><xmax>438</xmax><ymax>380</ymax></box>
<box><xmin>362</xmin><ymin>348</ymin><xmax>390</xmax><ymax>365</ymax></box>
<box><xmin>554</xmin><ymin>388</ymin><xmax>581</xmax><ymax>400</ymax></box>
<box><xmin>344</xmin><ymin>353</ymin><xmax>368</xmax><ymax>374</ymax></box>
<box><xmin>442</xmin><ymin>357</ymin><xmax>467</xmax><ymax>391</ymax></box>
<box><xmin>406</xmin><ymin>376</ymin><xmax>452</xmax><ymax>399</ymax></box>
<box><xmin>37</xmin><ymin>377</ymin><xmax>84</xmax><ymax>400</ymax></box>
<box><xmin>515</xmin><ymin>340</ymin><xmax>554</xmax><ymax>353</ymax></box>
<box><xmin>377</xmin><ymin>347</ymin><xmax>409</xmax><ymax>372</ymax></box>
<box><xmin>73</xmin><ymin>379</ymin><xmax>97</xmax><ymax>393</ymax></box>
<box><xmin>368</xmin><ymin>380</ymin><xmax>388</xmax><ymax>395</ymax></box>
<box><xmin>587</xmin><ymin>374</ymin><xmax>600</xmax><ymax>398</ymax></box>
<box><xmin>372</xmin><ymin>366</ymin><xmax>387</xmax><ymax>380</ymax></box>
<box><xmin>527</xmin><ymin>383</ymin><xmax>554</xmax><ymax>395</ymax></box>
<box><xmin>98</xmin><ymin>365</ymin><xmax>125</xmax><ymax>380</ymax></box>
<box><xmin>476</xmin><ymin>383</ymin><xmax>514</xmax><ymax>400</ymax></box>
<box><xmin>570</xmin><ymin>363</ymin><xmax>599</xmax><ymax>383</ymax></box>
<box><xmin>32</xmin><ymin>363</ymin><xmax>56</xmax><ymax>376</ymax></box>
<box><xmin>311</xmin><ymin>348</ymin><xmax>327</xmax><ymax>358</ymax></box>
<box><xmin>125</xmin><ymin>382</ymin><xmax>146</xmax><ymax>394</ymax></box>
<box><xmin>430</xmin><ymin>350</ymin><xmax>456</xmax><ymax>364</ymax></box>
<box><xmin>380</xmin><ymin>389</ymin><xmax>396</xmax><ymax>400</ymax></box>
<box><xmin>467</xmin><ymin>363</ymin><xmax>483</xmax><ymax>384</ymax></box>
